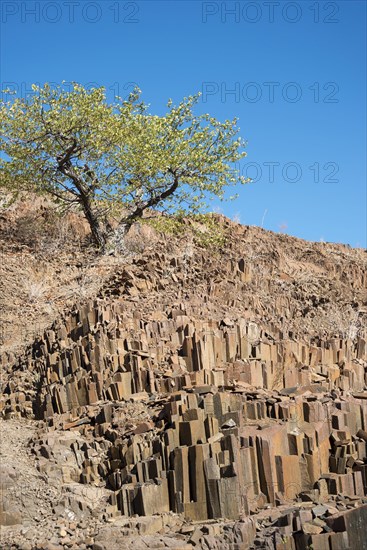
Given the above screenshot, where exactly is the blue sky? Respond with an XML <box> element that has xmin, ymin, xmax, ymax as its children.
<box><xmin>1</xmin><ymin>0</ymin><xmax>366</xmax><ymax>246</ymax></box>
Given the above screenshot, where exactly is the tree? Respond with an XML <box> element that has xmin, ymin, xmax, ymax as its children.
<box><xmin>1</xmin><ymin>83</ymin><xmax>249</xmax><ymax>249</ymax></box>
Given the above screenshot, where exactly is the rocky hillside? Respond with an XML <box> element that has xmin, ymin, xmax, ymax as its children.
<box><xmin>1</xmin><ymin>198</ymin><xmax>366</xmax><ymax>550</ymax></box>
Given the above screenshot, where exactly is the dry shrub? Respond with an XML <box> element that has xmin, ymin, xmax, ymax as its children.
<box><xmin>13</xmin><ymin>208</ymin><xmax>89</xmax><ymax>258</ymax></box>
<box><xmin>109</xmin><ymin>222</ymin><xmax>159</xmax><ymax>256</ymax></box>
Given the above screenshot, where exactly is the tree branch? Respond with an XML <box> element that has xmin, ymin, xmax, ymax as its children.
<box><xmin>123</xmin><ymin>170</ymin><xmax>179</xmax><ymax>225</ymax></box>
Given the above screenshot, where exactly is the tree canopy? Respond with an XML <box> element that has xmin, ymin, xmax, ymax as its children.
<box><xmin>0</xmin><ymin>83</ymin><xmax>249</xmax><ymax>249</ymax></box>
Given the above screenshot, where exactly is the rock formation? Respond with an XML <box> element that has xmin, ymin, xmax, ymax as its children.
<box><xmin>1</xmin><ymin>214</ymin><xmax>366</xmax><ymax>549</ymax></box>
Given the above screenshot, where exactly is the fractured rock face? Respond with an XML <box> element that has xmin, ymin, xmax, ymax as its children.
<box><xmin>2</xmin><ymin>300</ymin><xmax>366</xmax><ymax>421</ymax></box>
<box><xmin>2</xmin><ymin>301</ymin><xmax>366</xmax><ymax>541</ymax></box>
<box><xmin>1</xmin><ymin>226</ymin><xmax>366</xmax><ymax>548</ymax></box>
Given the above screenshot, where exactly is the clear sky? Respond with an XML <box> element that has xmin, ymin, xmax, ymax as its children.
<box><xmin>1</xmin><ymin>0</ymin><xmax>366</xmax><ymax>246</ymax></box>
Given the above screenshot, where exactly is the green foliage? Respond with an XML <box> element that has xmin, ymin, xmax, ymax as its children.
<box><xmin>143</xmin><ymin>214</ymin><xmax>184</xmax><ymax>237</ymax></box>
<box><xmin>144</xmin><ymin>212</ymin><xmax>226</xmax><ymax>250</ymax></box>
<box><xmin>1</xmin><ymin>82</ymin><xmax>249</xmax><ymax>248</ymax></box>
<box><xmin>190</xmin><ymin>213</ymin><xmax>227</xmax><ymax>249</ymax></box>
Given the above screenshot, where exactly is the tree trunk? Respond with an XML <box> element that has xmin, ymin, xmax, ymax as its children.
<box><xmin>88</xmin><ymin>213</ymin><xmax>107</xmax><ymax>250</ymax></box>
<box><xmin>56</xmin><ymin>156</ymin><xmax>107</xmax><ymax>251</ymax></box>
<box><xmin>80</xmin><ymin>195</ymin><xmax>107</xmax><ymax>250</ymax></box>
